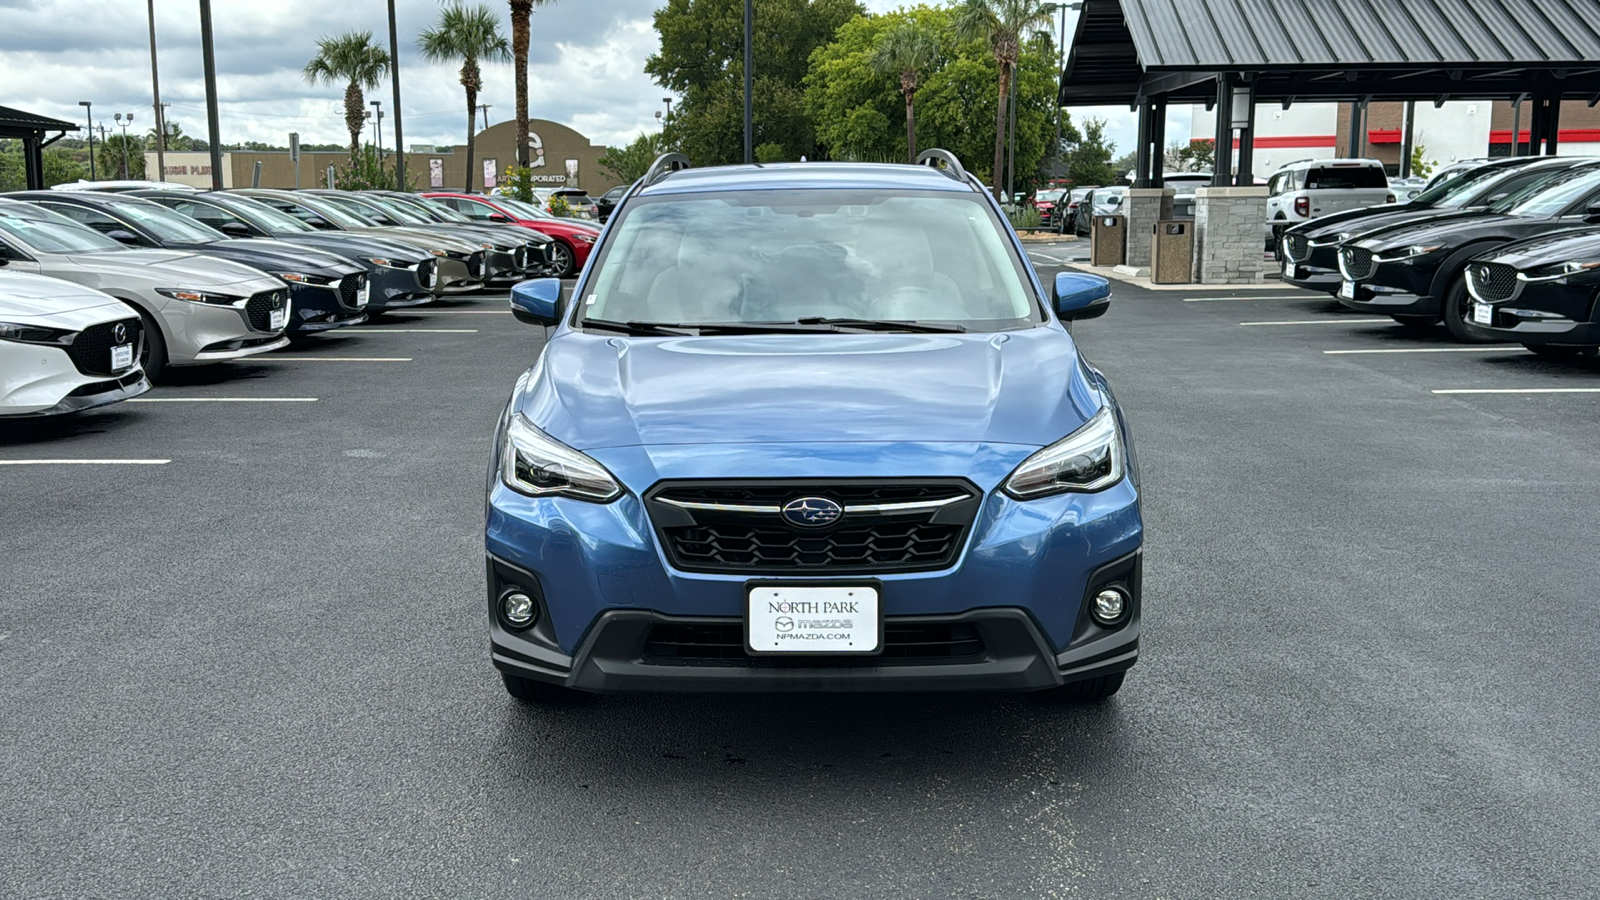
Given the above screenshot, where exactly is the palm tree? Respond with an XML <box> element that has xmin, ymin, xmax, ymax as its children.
<box><xmin>509</xmin><ymin>0</ymin><xmax>555</xmax><ymax>169</ymax></box>
<box><xmin>954</xmin><ymin>0</ymin><xmax>1053</xmax><ymax>197</ymax></box>
<box><xmin>871</xmin><ymin>22</ymin><xmax>941</xmax><ymax>165</ymax></box>
<box><xmin>147</xmin><ymin>120</ymin><xmax>190</xmax><ymax>152</ymax></box>
<box><xmin>419</xmin><ymin>3</ymin><xmax>511</xmax><ymax>192</ymax></box>
<box><xmin>303</xmin><ymin>31</ymin><xmax>392</xmax><ymax>161</ymax></box>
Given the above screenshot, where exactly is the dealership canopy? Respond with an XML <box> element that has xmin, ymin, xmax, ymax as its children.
<box><xmin>1059</xmin><ymin>0</ymin><xmax>1600</xmax><ymax>187</ymax></box>
<box><xmin>0</xmin><ymin>105</ymin><xmax>79</xmax><ymax>190</ymax></box>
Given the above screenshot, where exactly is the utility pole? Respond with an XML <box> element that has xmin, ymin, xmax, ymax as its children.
<box><xmin>1006</xmin><ymin>70</ymin><xmax>1017</xmax><ymax>202</ymax></box>
<box><xmin>78</xmin><ymin>101</ymin><xmax>96</xmax><ymax>180</ymax></box>
<box><xmin>198</xmin><ymin>0</ymin><xmax>224</xmax><ymax>190</ymax></box>
<box><xmin>1053</xmin><ymin>3</ymin><xmax>1067</xmax><ymax>177</ymax></box>
<box><xmin>147</xmin><ymin>0</ymin><xmax>166</xmax><ymax>182</ymax></box>
<box><xmin>372</xmin><ymin>101</ymin><xmax>384</xmax><ymax>162</ymax></box>
<box><xmin>479</xmin><ymin>104</ymin><xmax>492</xmax><ymax>131</ymax></box>
<box><xmin>387</xmin><ymin>0</ymin><xmax>406</xmax><ymax>190</ymax></box>
<box><xmin>743</xmin><ymin>0</ymin><xmax>753</xmax><ymax>163</ymax></box>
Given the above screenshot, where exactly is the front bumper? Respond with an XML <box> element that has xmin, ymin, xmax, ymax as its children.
<box><xmin>287</xmin><ymin>283</ymin><xmax>367</xmax><ymax>334</ymax></box>
<box><xmin>0</xmin><ymin>342</ymin><xmax>150</xmax><ymax>416</ymax></box>
<box><xmin>434</xmin><ymin>257</ymin><xmax>483</xmax><ymax>295</ymax></box>
<box><xmin>1464</xmin><ymin>280</ymin><xmax>1600</xmax><ymax>347</ymax></box>
<box><xmin>485</xmin><ymin>443</ymin><xmax>1143</xmax><ymax>693</ymax></box>
<box><xmin>367</xmin><ymin>266</ymin><xmax>434</xmax><ymax>310</ymax></box>
<box><xmin>1335</xmin><ymin>260</ymin><xmax>1439</xmax><ymax>316</ymax></box>
<box><xmin>1280</xmin><ymin>244</ymin><xmax>1342</xmax><ymax>290</ymax></box>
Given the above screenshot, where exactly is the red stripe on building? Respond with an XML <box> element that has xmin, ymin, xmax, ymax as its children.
<box><xmin>1199</xmin><ymin>135</ymin><xmax>1339</xmax><ymax>149</ymax></box>
<box><xmin>1489</xmin><ymin>128</ymin><xmax>1600</xmax><ymax>144</ymax></box>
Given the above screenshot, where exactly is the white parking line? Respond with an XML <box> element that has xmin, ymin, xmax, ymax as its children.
<box><xmin>0</xmin><ymin>459</ymin><xmax>170</xmax><ymax>466</ymax></box>
<box><xmin>1184</xmin><ymin>295</ymin><xmax>1324</xmax><ymax>302</ymax></box>
<box><xmin>1323</xmin><ymin>347</ymin><xmax>1521</xmax><ymax>355</ymax></box>
<box><xmin>1240</xmin><ymin>318</ymin><xmax>1390</xmax><ymax>326</ymax></box>
<box><xmin>255</xmin><ymin>357</ymin><xmax>413</xmax><ymax>362</ymax></box>
<box><xmin>1028</xmin><ymin>253</ymin><xmax>1068</xmax><ymax>263</ymax></box>
<box><xmin>1432</xmin><ymin>388</ymin><xmax>1600</xmax><ymax>395</ymax></box>
<box><xmin>128</xmin><ymin>397</ymin><xmax>318</xmax><ymax>403</ymax></box>
<box><xmin>403</xmin><ymin>310</ymin><xmax>511</xmax><ymax>315</ymax></box>
<box><xmin>339</xmin><ymin>328</ymin><xmax>478</xmax><ymax>333</ymax></box>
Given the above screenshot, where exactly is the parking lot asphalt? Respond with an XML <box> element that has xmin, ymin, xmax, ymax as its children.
<box><xmin>4</xmin><ymin>252</ymin><xmax>1600</xmax><ymax>898</ymax></box>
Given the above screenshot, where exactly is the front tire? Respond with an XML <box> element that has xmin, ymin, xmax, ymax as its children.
<box><xmin>136</xmin><ymin>310</ymin><xmax>169</xmax><ymax>383</ymax></box>
<box><xmin>548</xmin><ymin>241</ymin><xmax>576</xmax><ymax>278</ymax></box>
<box><xmin>502</xmin><ymin>673</ymin><xmax>586</xmax><ymax>704</ymax></box>
<box><xmin>1037</xmin><ymin>671</ymin><xmax>1125</xmax><ymax>703</ymax></box>
<box><xmin>1440</xmin><ymin>274</ymin><xmax>1493</xmax><ymax>343</ymax></box>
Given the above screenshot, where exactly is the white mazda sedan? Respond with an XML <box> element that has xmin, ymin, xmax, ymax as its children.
<box><xmin>0</xmin><ymin>271</ymin><xmax>151</xmax><ymax>417</ymax></box>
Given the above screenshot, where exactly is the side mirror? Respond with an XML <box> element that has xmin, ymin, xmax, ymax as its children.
<box><xmin>219</xmin><ymin>221</ymin><xmax>253</xmax><ymax>236</ymax></box>
<box><xmin>106</xmin><ymin>229</ymin><xmax>142</xmax><ymax>245</ymax></box>
<box><xmin>488</xmin><ymin>213</ymin><xmax>511</xmax><ymax>223</ymax></box>
<box><xmin>1586</xmin><ymin>203</ymin><xmax>1600</xmax><ymax>224</ymax></box>
<box><xmin>1053</xmin><ymin>272</ymin><xmax>1111</xmax><ymax>321</ymax></box>
<box><xmin>510</xmin><ymin>278</ymin><xmax>563</xmax><ymax>326</ymax></box>
<box><xmin>306</xmin><ymin>217</ymin><xmax>332</xmax><ymax>230</ymax></box>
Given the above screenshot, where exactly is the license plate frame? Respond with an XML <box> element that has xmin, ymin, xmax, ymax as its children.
<box><xmin>744</xmin><ymin>582</ymin><xmax>883</xmax><ymax>656</ymax></box>
<box><xmin>269</xmin><ymin>307</ymin><xmax>288</xmax><ymax>331</ymax></box>
<box><xmin>1338</xmin><ymin>280</ymin><xmax>1356</xmax><ymax>300</ymax></box>
<box><xmin>110</xmin><ymin>343</ymin><xmax>133</xmax><ymax>372</ymax></box>
<box><xmin>1472</xmin><ymin>302</ymin><xmax>1493</xmax><ymax>325</ymax></box>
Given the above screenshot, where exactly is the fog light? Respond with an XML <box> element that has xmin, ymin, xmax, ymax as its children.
<box><xmin>1091</xmin><ymin>588</ymin><xmax>1128</xmax><ymax>625</ymax></box>
<box><xmin>500</xmin><ymin>591</ymin><xmax>536</xmax><ymax>629</ymax></box>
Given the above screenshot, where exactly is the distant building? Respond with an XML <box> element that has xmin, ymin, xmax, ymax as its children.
<box><xmin>145</xmin><ymin>118</ymin><xmax>616</xmax><ymax>193</ymax></box>
<box><xmin>1191</xmin><ymin>99</ymin><xmax>1600</xmax><ymax>180</ymax></box>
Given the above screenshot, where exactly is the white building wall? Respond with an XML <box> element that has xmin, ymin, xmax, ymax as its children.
<box><xmin>1411</xmin><ymin>101</ymin><xmax>1493</xmax><ymax>168</ymax></box>
<box><xmin>1190</xmin><ymin>103</ymin><xmax>1340</xmax><ymax>180</ymax></box>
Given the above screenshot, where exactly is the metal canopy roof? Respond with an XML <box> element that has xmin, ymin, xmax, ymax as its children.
<box><xmin>1061</xmin><ymin>0</ymin><xmax>1600</xmax><ymax>105</ymax></box>
<box><xmin>0</xmin><ymin>105</ymin><xmax>79</xmax><ymax>138</ymax></box>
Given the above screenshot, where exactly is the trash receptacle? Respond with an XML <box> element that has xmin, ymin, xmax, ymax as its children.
<box><xmin>1090</xmin><ymin>215</ymin><xmax>1126</xmax><ymax>267</ymax></box>
<box><xmin>1150</xmin><ymin>220</ymin><xmax>1193</xmax><ymax>284</ymax></box>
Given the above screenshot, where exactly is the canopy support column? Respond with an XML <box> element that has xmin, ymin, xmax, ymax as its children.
<box><xmin>1212</xmin><ymin>74</ymin><xmax>1233</xmax><ymax>187</ymax></box>
<box><xmin>1133</xmin><ymin>100</ymin><xmax>1152</xmax><ymax>189</ymax></box>
<box><xmin>1234</xmin><ymin>80</ymin><xmax>1256</xmax><ymax>186</ymax></box>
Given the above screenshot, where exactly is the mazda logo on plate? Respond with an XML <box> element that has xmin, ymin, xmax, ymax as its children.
<box><xmin>112</xmin><ymin>323</ymin><xmax>128</xmax><ymax>343</ymax></box>
<box><xmin>781</xmin><ymin>497</ymin><xmax>843</xmax><ymax>528</ymax></box>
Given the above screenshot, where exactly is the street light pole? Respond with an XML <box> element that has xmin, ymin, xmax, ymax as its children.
<box><xmin>115</xmin><ymin>113</ymin><xmax>134</xmax><ymax>179</ymax></box>
<box><xmin>78</xmin><ymin>101</ymin><xmax>96</xmax><ymax>180</ymax></box>
<box><xmin>147</xmin><ymin>0</ymin><xmax>166</xmax><ymax>182</ymax></box>
<box><xmin>743</xmin><ymin>0</ymin><xmax>753</xmax><ymax>163</ymax></box>
<box><xmin>198</xmin><ymin>0</ymin><xmax>224</xmax><ymax>191</ymax></box>
<box><xmin>371</xmin><ymin>101</ymin><xmax>384</xmax><ymax>162</ymax></box>
<box><xmin>387</xmin><ymin>0</ymin><xmax>406</xmax><ymax>190</ymax></box>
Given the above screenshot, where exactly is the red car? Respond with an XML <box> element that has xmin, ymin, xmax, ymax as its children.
<box><xmin>422</xmin><ymin>192</ymin><xmax>600</xmax><ymax>277</ymax></box>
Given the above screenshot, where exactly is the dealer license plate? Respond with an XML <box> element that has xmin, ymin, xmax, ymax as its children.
<box><xmin>1338</xmin><ymin>280</ymin><xmax>1355</xmax><ymax>300</ymax></box>
<box><xmin>1473</xmin><ymin>302</ymin><xmax>1493</xmax><ymax>325</ymax></box>
<box><xmin>746</xmin><ymin>585</ymin><xmax>881</xmax><ymax>655</ymax></box>
<box><xmin>110</xmin><ymin>344</ymin><xmax>133</xmax><ymax>371</ymax></box>
<box><xmin>1283</xmin><ymin>260</ymin><xmax>1299</xmax><ymax>280</ymax></box>
<box><xmin>269</xmin><ymin>308</ymin><xmax>288</xmax><ymax>330</ymax></box>
<box><xmin>355</xmin><ymin>283</ymin><xmax>370</xmax><ymax>307</ymax></box>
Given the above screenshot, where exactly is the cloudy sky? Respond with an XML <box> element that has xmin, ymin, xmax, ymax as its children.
<box><xmin>0</xmin><ymin>0</ymin><xmax>1174</xmax><ymax>156</ymax></box>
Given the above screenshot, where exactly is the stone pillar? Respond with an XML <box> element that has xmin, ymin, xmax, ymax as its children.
<box><xmin>1193</xmin><ymin>186</ymin><xmax>1269</xmax><ymax>285</ymax></box>
<box><xmin>1117</xmin><ymin>187</ymin><xmax>1174</xmax><ymax>278</ymax></box>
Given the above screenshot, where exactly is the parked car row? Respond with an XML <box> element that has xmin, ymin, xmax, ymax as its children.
<box><xmin>1</xmin><ymin>186</ymin><xmax>599</xmax><ymax>419</ymax></box>
<box><xmin>1280</xmin><ymin>155</ymin><xmax>1600</xmax><ymax>354</ymax></box>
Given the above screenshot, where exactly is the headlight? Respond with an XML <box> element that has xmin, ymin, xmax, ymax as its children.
<box><xmin>572</xmin><ymin>233</ymin><xmax>597</xmax><ymax>244</ymax></box>
<box><xmin>360</xmin><ymin>257</ymin><xmax>396</xmax><ymax>268</ymax></box>
<box><xmin>276</xmin><ymin>273</ymin><xmax>331</xmax><ymax>285</ymax></box>
<box><xmin>430</xmin><ymin>249</ymin><xmax>447</xmax><ymax>257</ymax></box>
<box><xmin>1525</xmin><ymin>259</ymin><xmax>1600</xmax><ymax>282</ymax></box>
<box><xmin>1378</xmin><ymin>244</ymin><xmax>1443</xmax><ymax>263</ymax></box>
<box><xmin>501</xmin><ymin>414</ymin><xmax>622</xmax><ymax>502</ymax></box>
<box><xmin>479</xmin><ymin>242</ymin><xmax>496</xmax><ymax>250</ymax></box>
<box><xmin>156</xmin><ymin>288</ymin><xmax>239</xmax><ymax>305</ymax></box>
<box><xmin>1001</xmin><ymin>407</ymin><xmax>1125</xmax><ymax>500</ymax></box>
<box><xmin>0</xmin><ymin>321</ymin><xmax>73</xmax><ymax>345</ymax></box>
<box><xmin>278</xmin><ymin>273</ymin><xmax>309</xmax><ymax>283</ymax></box>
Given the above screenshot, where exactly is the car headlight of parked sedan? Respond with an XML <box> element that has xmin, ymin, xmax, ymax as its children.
<box><xmin>0</xmin><ymin>322</ymin><xmax>76</xmax><ymax>344</ymax></box>
<box><xmin>501</xmin><ymin>414</ymin><xmax>623</xmax><ymax>502</ymax></box>
<box><xmin>571</xmin><ymin>233</ymin><xmax>596</xmax><ymax>244</ymax></box>
<box><xmin>155</xmin><ymin>288</ymin><xmax>241</xmax><ymax>305</ymax></box>
<box><xmin>1523</xmin><ymin>259</ymin><xmax>1600</xmax><ymax>283</ymax></box>
<box><xmin>1376</xmin><ymin>244</ymin><xmax>1443</xmax><ymax>264</ymax></box>
<box><xmin>1001</xmin><ymin>407</ymin><xmax>1126</xmax><ymax>499</ymax></box>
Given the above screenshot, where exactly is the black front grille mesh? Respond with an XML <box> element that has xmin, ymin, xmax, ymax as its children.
<box><xmin>245</xmin><ymin>289</ymin><xmax>289</xmax><ymax>331</ymax></box>
<box><xmin>643</xmin><ymin>621</ymin><xmax>985</xmax><ymax>665</ymax></box>
<box><xmin>1285</xmin><ymin>234</ymin><xmax>1309</xmax><ymax>262</ymax></box>
<box><xmin>64</xmin><ymin>318</ymin><xmax>140</xmax><ymax>376</ymax></box>
<box><xmin>669</xmin><ymin>521</ymin><xmax>964</xmax><ymax>571</ymax></box>
<box><xmin>1341</xmin><ymin>247</ymin><xmax>1375</xmax><ymax>280</ymax></box>
<box><xmin>1470</xmin><ymin>262</ymin><xmax>1519</xmax><ymax>302</ymax></box>
<box><xmin>338</xmin><ymin>273</ymin><xmax>366</xmax><ymax>308</ymax></box>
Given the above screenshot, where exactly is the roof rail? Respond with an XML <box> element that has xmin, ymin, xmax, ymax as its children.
<box><xmin>643</xmin><ymin>152</ymin><xmax>692</xmax><ymax>187</ymax></box>
<box><xmin>916</xmin><ymin>148</ymin><xmax>967</xmax><ymax>182</ymax></box>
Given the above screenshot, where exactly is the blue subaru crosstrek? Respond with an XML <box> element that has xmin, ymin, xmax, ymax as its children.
<box><xmin>486</xmin><ymin>151</ymin><xmax>1142</xmax><ymax>702</ymax></box>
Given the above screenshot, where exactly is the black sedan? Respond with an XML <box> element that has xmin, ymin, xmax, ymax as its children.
<box><xmin>1462</xmin><ymin>227</ymin><xmax>1600</xmax><ymax>356</ymax></box>
<box><xmin>1282</xmin><ymin>156</ymin><xmax>1587</xmax><ymax>291</ymax></box>
<box><xmin>11</xmin><ymin>191</ymin><xmax>369</xmax><ymax>336</ymax></box>
<box><xmin>596</xmin><ymin>185</ymin><xmax>625</xmax><ymax>223</ymax></box>
<box><xmin>130</xmin><ymin>190</ymin><xmax>437</xmax><ymax>313</ymax></box>
<box><xmin>305</xmin><ymin>190</ymin><xmax>532</xmax><ymax>286</ymax></box>
<box><xmin>1335</xmin><ymin>162</ymin><xmax>1600</xmax><ymax>340</ymax></box>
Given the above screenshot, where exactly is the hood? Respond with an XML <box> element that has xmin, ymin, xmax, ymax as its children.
<box><xmin>200</xmin><ymin>239</ymin><xmax>359</xmax><ymax>275</ymax></box>
<box><xmin>59</xmin><ymin>248</ymin><xmax>276</xmax><ymax>288</ymax></box>
<box><xmin>1476</xmin><ymin>226</ymin><xmax>1600</xmax><ymax>269</ymax></box>
<box><xmin>516</xmin><ymin>327</ymin><xmax>1103</xmax><ymax>452</ymax></box>
<box><xmin>0</xmin><ymin>271</ymin><xmax>125</xmax><ymax>317</ymax></box>
<box><xmin>380</xmin><ymin>226</ymin><xmax>482</xmax><ymax>254</ymax></box>
<box><xmin>1293</xmin><ymin>203</ymin><xmax>1431</xmax><ymax>239</ymax></box>
<box><xmin>273</xmin><ymin>232</ymin><xmax>429</xmax><ymax>264</ymax></box>
<box><xmin>1354</xmin><ymin>213</ymin><xmax>1526</xmax><ymax>251</ymax></box>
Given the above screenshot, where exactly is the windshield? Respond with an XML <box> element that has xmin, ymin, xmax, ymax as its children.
<box><xmin>303</xmin><ymin>195</ymin><xmax>383</xmax><ymax>227</ymax></box>
<box><xmin>1501</xmin><ymin>167</ymin><xmax>1600</xmax><ymax>217</ymax></box>
<box><xmin>215</xmin><ymin>196</ymin><xmax>317</xmax><ymax>233</ymax></box>
<box><xmin>348</xmin><ymin>195</ymin><xmax>431</xmax><ymax>225</ymax></box>
<box><xmin>0</xmin><ymin>202</ymin><xmax>125</xmax><ymax>253</ymax></box>
<box><xmin>110</xmin><ymin>201</ymin><xmax>228</xmax><ymax>243</ymax></box>
<box><xmin>391</xmin><ymin>195</ymin><xmax>461</xmax><ymax>222</ymax></box>
<box><xmin>500</xmin><ymin>198</ymin><xmax>554</xmax><ymax>220</ymax></box>
<box><xmin>579</xmin><ymin>189</ymin><xmax>1040</xmax><ymax>331</ymax></box>
<box><xmin>1414</xmin><ymin>165</ymin><xmax>1498</xmax><ymax>207</ymax></box>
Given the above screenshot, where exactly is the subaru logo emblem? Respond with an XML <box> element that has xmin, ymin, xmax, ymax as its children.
<box><xmin>112</xmin><ymin>323</ymin><xmax>128</xmax><ymax>343</ymax></box>
<box><xmin>781</xmin><ymin>497</ymin><xmax>843</xmax><ymax>528</ymax></box>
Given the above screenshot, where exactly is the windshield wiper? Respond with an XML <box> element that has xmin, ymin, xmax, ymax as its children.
<box><xmin>580</xmin><ymin>318</ymin><xmax>701</xmax><ymax>336</ymax></box>
<box><xmin>793</xmin><ymin>317</ymin><xmax>967</xmax><ymax>333</ymax></box>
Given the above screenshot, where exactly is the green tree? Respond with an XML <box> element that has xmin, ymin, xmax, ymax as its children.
<box><xmin>43</xmin><ymin>148</ymin><xmax>87</xmax><ymax>187</ymax></box>
<box><xmin>1064</xmin><ymin>116</ymin><xmax>1117</xmax><ymax>187</ymax></box>
<box><xmin>599</xmin><ymin>131</ymin><xmax>671</xmax><ymax>184</ymax></box>
<box><xmin>1164</xmin><ymin>138</ymin><xmax>1214</xmax><ymax>173</ymax></box>
<box><xmin>912</xmin><ymin>27</ymin><xmax>1059</xmax><ymax>187</ymax></box>
<box><xmin>953</xmin><ymin>0</ymin><xmax>1054</xmax><ymax>197</ymax></box>
<box><xmin>148</xmin><ymin>120</ymin><xmax>192</xmax><ymax>152</ymax></box>
<box><xmin>870</xmin><ymin>20</ymin><xmax>940</xmax><ymax>163</ymax></box>
<box><xmin>509</xmin><ymin>0</ymin><xmax>555</xmax><ymax>167</ymax></box>
<box><xmin>303</xmin><ymin>30</ymin><xmax>392</xmax><ymax>161</ymax></box>
<box><xmin>326</xmin><ymin>145</ymin><xmax>416</xmax><ymax>191</ymax></box>
<box><xmin>647</xmin><ymin>0</ymin><xmax>863</xmax><ymax>166</ymax></box>
<box><xmin>419</xmin><ymin>3</ymin><xmax>511</xmax><ymax>192</ymax></box>
<box><xmin>97</xmin><ymin>133</ymin><xmax>147</xmax><ymax>180</ymax></box>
